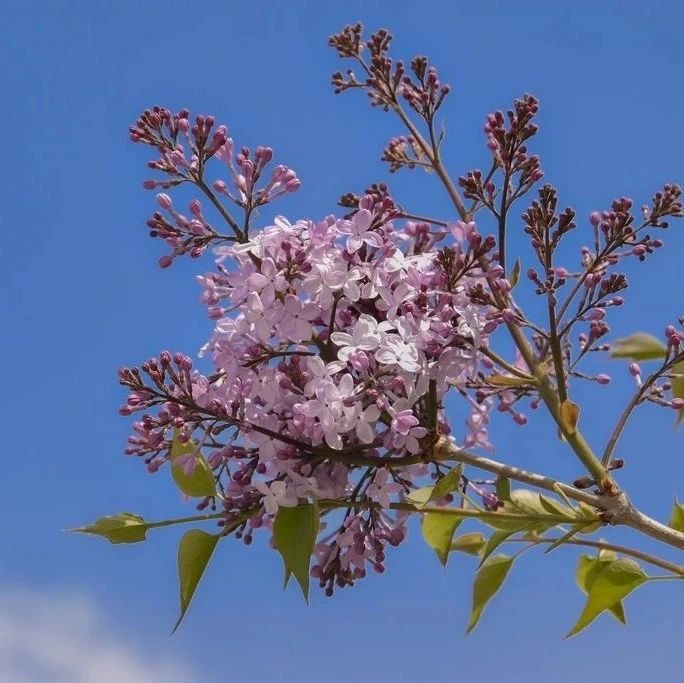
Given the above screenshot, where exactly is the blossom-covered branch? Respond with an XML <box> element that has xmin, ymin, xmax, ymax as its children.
<box><xmin>77</xmin><ymin>22</ymin><xmax>684</xmax><ymax>637</ymax></box>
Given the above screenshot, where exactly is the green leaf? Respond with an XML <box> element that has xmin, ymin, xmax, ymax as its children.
<box><xmin>539</xmin><ymin>495</ymin><xmax>577</xmax><ymax>519</ymax></box>
<box><xmin>173</xmin><ymin>529</ymin><xmax>220</xmax><ymax>633</ymax></box>
<box><xmin>273</xmin><ymin>502</ymin><xmax>319</xmax><ymax>601</ymax></box>
<box><xmin>671</xmin><ymin>361</ymin><xmax>684</xmax><ymax>426</ymax></box>
<box><xmin>422</xmin><ymin>513</ymin><xmax>462</xmax><ymax>566</ymax></box>
<box><xmin>406</xmin><ymin>486</ymin><xmax>434</xmax><ymax>509</ymax></box>
<box><xmin>70</xmin><ymin>513</ymin><xmax>148</xmax><ymax>544</ymax></box>
<box><xmin>610</xmin><ymin>332</ymin><xmax>667</xmax><ymax>361</ymax></box>
<box><xmin>669</xmin><ymin>499</ymin><xmax>684</xmax><ymax>532</ymax></box>
<box><xmin>482</xmin><ymin>513</ymin><xmax>542</xmax><ymax>532</ymax></box>
<box><xmin>451</xmin><ymin>532</ymin><xmax>486</xmax><ymax>556</ymax></box>
<box><xmin>575</xmin><ymin>554</ymin><xmax>625</xmax><ymax>624</ymax></box>
<box><xmin>170</xmin><ymin>434</ymin><xmax>217</xmax><ymax>498</ymax></box>
<box><xmin>544</xmin><ymin>524</ymin><xmax>585</xmax><ymax>554</ymax></box>
<box><xmin>495</xmin><ymin>477</ymin><xmax>511</xmax><ymax>502</ymax></box>
<box><xmin>509</xmin><ymin>489</ymin><xmax>576</xmax><ymax>519</ymax></box>
<box><xmin>552</xmin><ymin>483</ymin><xmax>574</xmax><ymax>509</ymax></box>
<box><xmin>488</xmin><ymin>374</ymin><xmax>532</xmax><ymax>387</ymax></box>
<box><xmin>568</xmin><ymin>558</ymin><xmax>647</xmax><ymax>637</ymax></box>
<box><xmin>479</xmin><ymin>528</ymin><xmax>527</xmax><ymax>566</ymax></box>
<box><xmin>507</xmin><ymin>489</ymin><xmax>546</xmax><ymax>515</ymax></box>
<box><xmin>431</xmin><ymin>464</ymin><xmax>463</xmax><ymax>502</ymax></box>
<box><xmin>467</xmin><ymin>554</ymin><xmax>515</xmax><ymax>634</ymax></box>
<box><xmin>408</xmin><ymin>466</ymin><xmax>463</xmax><ymax>509</ymax></box>
<box><xmin>509</xmin><ymin>258</ymin><xmax>521</xmax><ymax>289</ymax></box>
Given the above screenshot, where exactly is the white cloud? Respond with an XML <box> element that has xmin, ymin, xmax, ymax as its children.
<box><xmin>0</xmin><ymin>586</ymin><xmax>195</xmax><ymax>683</ymax></box>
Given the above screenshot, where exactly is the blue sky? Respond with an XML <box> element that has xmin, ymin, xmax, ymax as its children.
<box><xmin>2</xmin><ymin>1</ymin><xmax>684</xmax><ymax>681</ymax></box>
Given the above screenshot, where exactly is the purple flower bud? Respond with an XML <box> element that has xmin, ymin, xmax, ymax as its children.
<box><xmin>157</xmin><ymin>193</ymin><xmax>173</xmax><ymax>210</ymax></box>
<box><xmin>349</xmin><ymin>351</ymin><xmax>370</xmax><ymax>373</ymax></box>
<box><xmin>589</xmin><ymin>211</ymin><xmax>601</xmax><ymax>227</ymax></box>
<box><xmin>596</xmin><ymin>374</ymin><xmax>611</xmax><ymax>385</ymax></box>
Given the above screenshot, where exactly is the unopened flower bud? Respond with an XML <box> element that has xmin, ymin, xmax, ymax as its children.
<box><xmin>156</xmin><ymin>193</ymin><xmax>173</xmax><ymax>210</ymax></box>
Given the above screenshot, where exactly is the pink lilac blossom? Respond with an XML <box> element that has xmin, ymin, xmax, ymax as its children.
<box><xmin>120</xmin><ymin>105</ymin><xmax>500</xmax><ymax>593</ymax></box>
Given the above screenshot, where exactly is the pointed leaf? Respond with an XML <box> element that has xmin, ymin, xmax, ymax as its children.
<box><xmin>552</xmin><ymin>483</ymin><xmax>574</xmax><ymax>509</ymax></box>
<box><xmin>669</xmin><ymin>499</ymin><xmax>684</xmax><ymax>532</ymax></box>
<box><xmin>488</xmin><ymin>374</ymin><xmax>532</xmax><ymax>387</ymax></box>
<box><xmin>495</xmin><ymin>477</ymin><xmax>511</xmax><ymax>502</ymax></box>
<box><xmin>273</xmin><ymin>502</ymin><xmax>319</xmax><ymax>601</ymax></box>
<box><xmin>70</xmin><ymin>513</ymin><xmax>148</xmax><ymax>544</ymax></box>
<box><xmin>568</xmin><ymin>558</ymin><xmax>647</xmax><ymax>637</ymax></box>
<box><xmin>451</xmin><ymin>532</ymin><xmax>486</xmax><ymax>556</ymax></box>
<box><xmin>467</xmin><ymin>554</ymin><xmax>515</xmax><ymax>634</ymax></box>
<box><xmin>509</xmin><ymin>258</ymin><xmax>521</xmax><ymax>289</ymax></box>
<box><xmin>431</xmin><ymin>464</ymin><xmax>463</xmax><ymax>502</ymax></box>
<box><xmin>539</xmin><ymin>494</ymin><xmax>577</xmax><ymax>519</ymax></box>
<box><xmin>610</xmin><ymin>332</ymin><xmax>667</xmax><ymax>361</ymax></box>
<box><xmin>479</xmin><ymin>528</ymin><xmax>526</xmax><ymax>566</ymax></box>
<box><xmin>170</xmin><ymin>434</ymin><xmax>217</xmax><ymax>498</ymax></box>
<box><xmin>173</xmin><ymin>529</ymin><xmax>220</xmax><ymax>633</ymax></box>
<box><xmin>406</xmin><ymin>486</ymin><xmax>435</xmax><ymax>509</ymax></box>
<box><xmin>482</xmin><ymin>513</ymin><xmax>544</xmax><ymax>532</ymax></box>
<box><xmin>422</xmin><ymin>513</ymin><xmax>462</xmax><ymax>566</ymax></box>
<box><xmin>575</xmin><ymin>554</ymin><xmax>625</xmax><ymax>624</ymax></box>
<box><xmin>544</xmin><ymin>524</ymin><xmax>585</xmax><ymax>554</ymax></box>
<box><xmin>507</xmin><ymin>489</ymin><xmax>546</xmax><ymax>515</ymax></box>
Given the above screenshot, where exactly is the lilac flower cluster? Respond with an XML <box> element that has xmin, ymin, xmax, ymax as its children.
<box><xmin>119</xmin><ymin>107</ymin><xmax>505</xmax><ymax>591</ymax></box>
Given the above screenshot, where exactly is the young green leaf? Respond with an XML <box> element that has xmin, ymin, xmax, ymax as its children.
<box><xmin>552</xmin><ymin>483</ymin><xmax>574</xmax><ymax>509</ymax></box>
<box><xmin>467</xmin><ymin>554</ymin><xmax>515</xmax><ymax>634</ymax></box>
<box><xmin>509</xmin><ymin>258</ymin><xmax>521</xmax><ymax>289</ymax></box>
<box><xmin>273</xmin><ymin>502</ymin><xmax>319</xmax><ymax>602</ymax></box>
<box><xmin>421</xmin><ymin>513</ymin><xmax>462</xmax><ymax>566</ymax></box>
<box><xmin>407</xmin><ymin>466</ymin><xmax>463</xmax><ymax>509</ymax></box>
<box><xmin>173</xmin><ymin>529</ymin><xmax>220</xmax><ymax>633</ymax></box>
<box><xmin>450</xmin><ymin>532</ymin><xmax>486</xmax><ymax>556</ymax></box>
<box><xmin>568</xmin><ymin>558</ymin><xmax>648</xmax><ymax>637</ymax></box>
<box><xmin>495</xmin><ymin>477</ymin><xmax>511</xmax><ymax>502</ymax></box>
<box><xmin>544</xmin><ymin>524</ymin><xmax>586</xmax><ymax>554</ymax></box>
<box><xmin>431</xmin><ymin>464</ymin><xmax>463</xmax><ymax>502</ymax></box>
<box><xmin>610</xmin><ymin>332</ymin><xmax>667</xmax><ymax>361</ymax></box>
<box><xmin>479</xmin><ymin>528</ymin><xmax>527</xmax><ymax>566</ymax></box>
<box><xmin>170</xmin><ymin>434</ymin><xmax>217</xmax><ymax>498</ymax></box>
<box><xmin>406</xmin><ymin>486</ymin><xmax>434</xmax><ymax>509</ymax></box>
<box><xmin>575</xmin><ymin>554</ymin><xmax>625</xmax><ymax>624</ymax></box>
<box><xmin>70</xmin><ymin>513</ymin><xmax>148</xmax><ymax>544</ymax></box>
<box><xmin>507</xmin><ymin>489</ymin><xmax>546</xmax><ymax>515</ymax></box>
<box><xmin>487</xmin><ymin>374</ymin><xmax>532</xmax><ymax>387</ymax></box>
<box><xmin>539</xmin><ymin>494</ymin><xmax>577</xmax><ymax>519</ymax></box>
<box><xmin>669</xmin><ymin>499</ymin><xmax>684</xmax><ymax>532</ymax></box>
